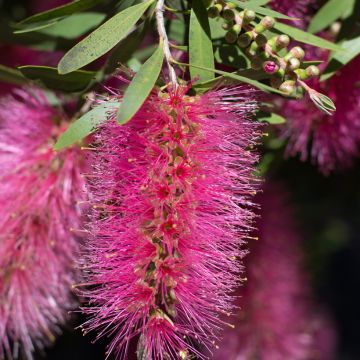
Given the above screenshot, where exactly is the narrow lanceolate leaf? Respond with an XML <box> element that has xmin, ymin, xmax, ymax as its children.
<box><xmin>0</xmin><ymin>64</ymin><xmax>27</xmax><ymax>85</ymax></box>
<box><xmin>19</xmin><ymin>66</ymin><xmax>96</xmax><ymax>92</ymax></box>
<box><xmin>189</xmin><ymin>0</ymin><xmax>215</xmax><ymax>82</ymax></box>
<box><xmin>18</xmin><ymin>0</ymin><xmax>104</xmax><ymax>25</ymax></box>
<box><xmin>229</xmin><ymin>0</ymin><xmax>296</xmax><ymax>20</ymax></box>
<box><xmin>117</xmin><ymin>43</ymin><xmax>163</xmax><ymax>124</ymax></box>
<box><xmin>58</xmin><ymin>1</ymin><xmax>153</xmax><ymax>74</ymax></box>
<box><xmin>273</xmin><ymin>22</ymin><xmax>343</xmax><ymax>51</ymax></box>
<box><xmin>54</xmin><ymin>101</ymin><xmax>120</xmax><ymax>150</ymax></box>
<box><xmin>308</xmin><ymin>0</ymin><xmax>355</xmax><ymax>34</ymax></box>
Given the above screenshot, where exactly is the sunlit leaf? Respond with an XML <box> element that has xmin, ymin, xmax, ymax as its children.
<box><xmin>117</xmin><ymin>42</ymin><xmax>163</xmax><ymax>124</ymax></box>
<box><xmin>58</xmin><ymin>1</ymin><xmax>153</xmax><ymax>74</ymax></box>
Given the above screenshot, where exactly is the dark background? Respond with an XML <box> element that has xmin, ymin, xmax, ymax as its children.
<box><xmin>1</xmin><ymin>0</ymin><xmax>360</xmax><ymax>359</ymax></box>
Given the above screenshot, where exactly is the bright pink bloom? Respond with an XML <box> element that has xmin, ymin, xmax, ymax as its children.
<box><xmin>281</xmin><ymin>56</ymin><xmax>360</xmax><ymax>174</ymax></box>
<box><xmin>81</xmin><ymin>86</ymin><xmax>260</xmax><ymax>359</ymax></box>
<box><xmin>0</xmin><ymin>89</ymin><xmax>86</xmax><ymax>359</ymax></box>
<box><xmin>213</xmin><ymin>183</ymin><xmax>319</xmax><ymax>360</ymax></box>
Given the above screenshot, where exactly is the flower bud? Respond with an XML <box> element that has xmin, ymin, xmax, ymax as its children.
<box><xmin>237</xmin><ymin>32</ymin><xmax>253</xmax><ymax>48</ymax></box>
<box><xmin>263</xmin><ymin>61</ymin><xmax>279</xmax><ymax>74</ymax></box>
<box><xmin>279</xmin><ymin>80</ymin><xmax>296</xmax><ymax>95</ymax></box>
<box><xmin>227</xmin><ymin>2</ymin><xmax>236</xmax><ymax>9</ymax></box>
<box><xmin>247</xmin><ymin>40</ymin><xmax>259</xmax><ymax>56</ymax></box>
<box><xmin>223</xmin><ymin>8</ymin><xmax>235</xmax><ymax>21</ymax></box>
<box><xmin>287</xmin><ymin>57</ymin><xmax>301</xmax><ymax>70</ymax></box>
<box><xmin>289</xmin><ymin>46</ymin><xmax>305</xmax><ymax>59</ymax></box>
<box><xmin>275</xmin><ymin>34</ymin><xmax>290</xmax><ymax>49</ymax></box>
<box><xmin>255</xmin><ymin>33</ymin><xmax>267</xmax><ymax>46</ymax></box>
<box><xmin>306</xmin><ymin>65</ymin><xmax>320</xmax><ymax>77</ymax></box>
<box><xmin>243</xmin><ymin>9</ymin><xmax>256</xmax><ymax>23</ymax></box>
<box><xmin>260</xmin><ymin>16</ymin><xmax>275</xmax><ymax>29</ymax></box>
<box><xmin>207</xmin><ymin>4</ymin><xmax>222</xmax><ymax>18</ymax></box>
<box><xmin>225</xmin><ymin>29</ymin><xmax>239</xmax><ymax>43</ymax></box>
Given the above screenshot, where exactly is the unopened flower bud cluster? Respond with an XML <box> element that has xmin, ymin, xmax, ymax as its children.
<box><xmin>204</xmin><ymin>0</ymin><xmax>321</xmax><ymax>98</ymax></box>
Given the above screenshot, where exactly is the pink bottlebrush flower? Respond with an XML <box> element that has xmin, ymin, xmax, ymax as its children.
<box><xmin>280</xmin><ymin>55</ymin><xmax>360</xmax><ymax>174</ymax></box>
<box><xmin>213</xmin><ymin>183</ymin><xmax>317</xmax><ymax>360</ymax></box>
<box><xmin>81</xmin><ymin>85</ymin><xmax>260</xmax><ymax>359</ymax></box>
<box><xmin>0</xmin><ymin>89</ymin><xmax>87</xmax><ymax>360</ymax></box>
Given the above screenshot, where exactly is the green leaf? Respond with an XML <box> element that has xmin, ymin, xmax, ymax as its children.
<box><xmin>117</xmin><ymin>42</ymin><xmax>163</xmax><ymax>124</ymax></box>
<box><xmin>273</xmin><ymin>22</ymin><xmax>343</xmax><ymax>51</ymax></box>
<box><xmin>229</xmin><ymin>0</ymin><xmax>296</xmax><ymax>20</ymax></box>
<box><xmin>54</xmin><ymin>101</ymin><xmax>120</xmax><ymax>150</ymax></box>
<box><xmin>0</xmin><ymin>64</ymin><xmax>27</xmax><ymax>85</ymax></box>
<box><xmin>36</xmin><ymin>12</ymin><xmax>106</xmax><ymax>39</ymax></box>
<box><xmin>308</xmin><ymin>0</ymin><xmax>355</xmax><ymax>34</ymax></box>
<box><xmin>14</xmin><ymin>20</ymin><xmax>61</xmax><ymax>34</ymax></box>
<box><xmin>58</xmin><ymin>1</ymin><xmax>153</xmax><ymax>74</ymax></box>
<box><xmin>19</xmin><ymin>0</ymin><xmax>104</xmax><ymax>25</ymax></box>
<box><xmin>321</xmin><ymin>35</ymin><xmax>360</xmax><ymax>81</ymax></box>
<box><xmin>19</xmin><ymin>66</ymin><xmax>96</xmax><ymax>92</ymax></box>
<box><xmin>257</xmin><ymin>111</ymin><xmax>286</xmax><ymax>124</ymax></box>
<box><xmin>189</xmin><ymin>0</ymin><xmax>215</xmax><ymax>82</ymax></box>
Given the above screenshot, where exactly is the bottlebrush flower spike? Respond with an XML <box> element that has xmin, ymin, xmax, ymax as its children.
<box><xmin>81</xmin><ymin>85</ymin><xmax>260</xmax><ymax>359</ymax></box>
<box><xmin>281</xmin><ymin>56</ymin><xmax>360</xmax><ymax>174</ymax></box>
<box><xmin>0</xmin><ymin>89</ymin><xmax>86</xmax><ymax>360</ymax></box>
<box><xmin>213</xmin><ymin>183</ymin><xmax>315</xmax><ymax>360</ymax></box>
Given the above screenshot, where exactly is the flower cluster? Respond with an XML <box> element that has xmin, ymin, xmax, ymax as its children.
<box><xmin>0</xmin><ymin>89</ymin><xmax>86</xmax><ymax>360</ymax></box>
<box><xmin>80</xmin><ymin>85</ymin><xmax>261</xmax><ymax>359</ymax></box>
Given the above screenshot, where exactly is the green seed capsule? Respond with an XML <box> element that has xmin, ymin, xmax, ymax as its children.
<box><xmin>237</xmin><ymin>31</ymin><xmax>253</xmax><ymax>48</ymax></box>
<box><xmin>306</xmin><ymin>65</ymin><xmax>320</xmax><ymax>77</ymax></box>
<box><xmin>223</xmin><ymin>8</ymin><xmax>235</xmax><ymax>21</ymax></box>
<box><xmin>260</xmin><ymin>16</ymin><xmax>275</xmax><ymax>29</ymax></box>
